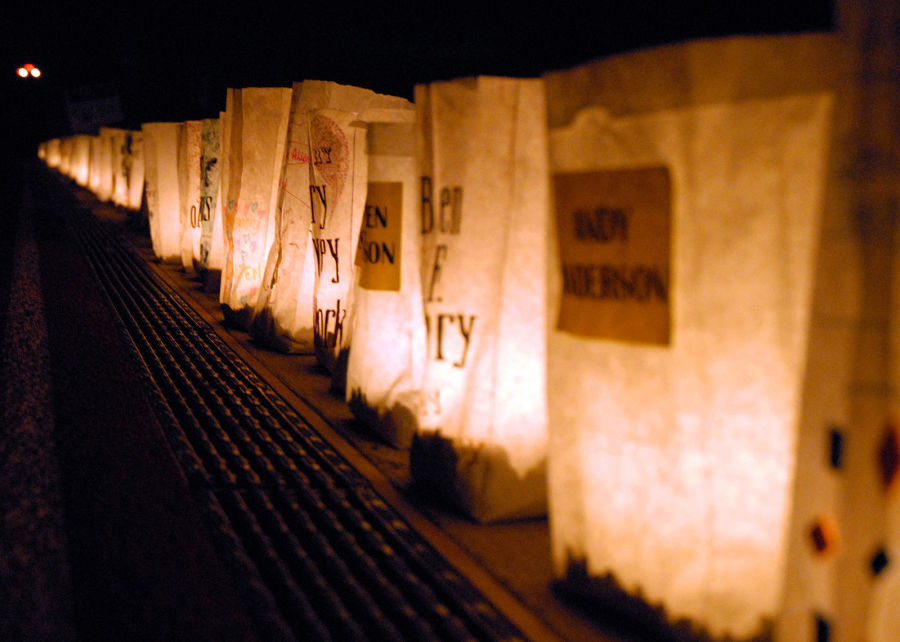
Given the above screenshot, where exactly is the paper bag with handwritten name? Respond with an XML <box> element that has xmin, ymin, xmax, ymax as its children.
<box><xmin>295</xmin><ymin>81</ymin><xmax>413</xmax><ymax>386</ymax></box>
<box><xmin>219</xmin><ymin>87</ymin><xmax>292</xmax><ymax>328</ymax></box>
<box><xmin>410</xmin><ymin>76</ymin><xmax>550</xmax><ymax>522</ymax></box>
<box><xmin>109</xmin><ymin>129</ymin><xmax>131</xmax><ymax>207</ymax></box>
<box><xmin>141</xmin><ymin>122</ymin><xmax>185</xmax><ymax>263</ymax></box>
<box><xmin>251</xmin><ymin>82</ymin><xmax>317</xmax><ymax>353</ymax></box>
<box><xmin>344</xmin><ymin>116</ymin><xmax>426</xmax><ymax>448</ymax></box>
<box><xmin>177</xmin><ymin>120</ymin><xmax>203</xmax><ymax>271</ymax></box>
<box><xmin>544</xmin><ymin>34</ymin><xmax>838</xmax><ymax>641</ymax></box>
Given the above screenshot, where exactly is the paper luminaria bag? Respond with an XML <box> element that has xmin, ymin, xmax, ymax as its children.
<box><xmin>124</xmin><ymin>131</ymin><xmax>145</xmax><ymax>212</ymax></box>
<box><xmin>196</xmin><ymin>117</ymin><xmax>224</xmax><ymax>285</ymax></box>
<box><xmin>410</xmin><ymin>76</ymin><xmax>550</xmax><ymax>522</ymax></box>
<box><xmin>298</xmin><ymin>81</ymin><xmax>413</xmax><ymax>385</ymax></box>
<box><xmin>219</xmin><ymin>87</ymin><xmax>292</xmax><ymax>328</ymax></box>
<box><xmin>141</xmin><ymin>122</ymin><xmax>185</xmax><ymax>263</ymax></box>
<box><xmin>251</xmin><ymin>81</ymin><xmax>317</xmax><ymax>353</ymax></box>
<box><xmin>543</xmin><ymin>34</ymin><xmax>842</xmax><ymax>640</ymax></box>
<box><xmin>344</xmin><ymin>116</ymin><xmax>426</xmax><ymax>448</ymax></box>
<box><xmin>178</xmin><ymin>120</ymin><xmax>203</xmax><ymax>271</ymax></box>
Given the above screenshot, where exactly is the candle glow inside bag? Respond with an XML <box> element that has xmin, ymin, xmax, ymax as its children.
<box><xmin>410</xmin><ymin>76</ymin><xmax>550</xmax><ymax>522</ymax></box>
<box><xmin>544</xmin><ymin>34</ymin><xmax>835</xmax><ymax>640</ymax></box>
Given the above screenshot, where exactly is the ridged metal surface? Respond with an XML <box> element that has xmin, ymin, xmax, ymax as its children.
<box><xmin>62</xmin><ymin>198</ymin><xmax>524</xmax><ymax>642</ymax></box>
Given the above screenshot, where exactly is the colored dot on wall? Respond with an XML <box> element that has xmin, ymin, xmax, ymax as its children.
<box><xmin>815</xmin><ymin>612</ymin><xmax>830</xmax><ymax>642</ymax></box>
<box><xmin>829</xmin><ymin>427</ymin><xmax>844</xmax><ymax>470</ymax></box>
<box><xmin>871</xmin><ymin>547</ymin><xmax>890</xmax><ymax>576</ymax></box>
<box><xmin>878</xmin><ymin>424</ymin><xmax>900</xmax><ymax>489</ymax></box>
<box><xmin>809</xmin><ymin>516</ymin><xmax>840</xmax><ymax>555</ymax></box>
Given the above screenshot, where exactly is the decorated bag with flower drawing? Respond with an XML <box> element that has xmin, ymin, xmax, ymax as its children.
<box><xmin>297</xmin><ymin>81</ymin><xmax>412</xmax><ymax>387</ymax></box>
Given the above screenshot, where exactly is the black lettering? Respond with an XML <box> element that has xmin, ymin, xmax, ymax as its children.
<box><xmin>426</xmin><ymin>244</ymin><xmax>448</xmax><ymax>302</ymax></box>
<box><xmin>309</xmin><ymin>184</ymin><xmax>328</xmax><ymax>228</ymax></box>
<box><xmin>574</xmin><ymin>207</ymin><xmax>629</xmax><ymax>242</ymax></box>
<box><xmin>421</xmin><ymin>176</ymin><xmax>433</xmax><ymax>234</ymax></box>
<box><xmin>562</xmin><ymin>263</ymin><xmax>668</xmax><ymax>303</ymax></box>
<box><xmin>327</xmin><ymin>239</ymin><xmax>340</xmax><ymax>283</ymax></box>
<box><xmin>364</xmin><ymin>204</ymin><xmax>388</xmax><ymax>228</ymax></box>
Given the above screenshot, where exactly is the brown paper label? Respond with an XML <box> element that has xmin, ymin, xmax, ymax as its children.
<box><xmin>554</xmin><ymin>166</ymin><xmax>671</xmax><ymax>344</ymax></box>
<box><xmin>356</xmin><ymin>181</ymin><xmax>402</xmax><ymax>291</ymax></box>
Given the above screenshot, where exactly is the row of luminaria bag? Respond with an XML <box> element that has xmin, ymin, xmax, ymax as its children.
<box><xmin>40</xmin><ymin>30</ymin><xmax>900</xmax><ymax>640</ymax></box>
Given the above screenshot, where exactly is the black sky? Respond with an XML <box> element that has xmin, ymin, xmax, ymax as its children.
<box><xmin>2</xmin><ymin>1</ymin><xmax>834</xmax><ymax>152</ymax></box>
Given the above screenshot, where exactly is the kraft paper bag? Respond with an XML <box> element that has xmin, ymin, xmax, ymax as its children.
<box><xmin>251</xmin><ymin>81</ymin><xmax>317</xmax><ymax>353</ymax></box>
<box><xmin>410</xmin><ymin>76</ymin><xmax>550</xmax><ymax>522</ymax></box>
<box><xmin>178</xmin><ymin>120</ymin><xmax>203</xmax><ymax>271</ymax></box>
<box><xmin>544</xmin><ymin>34</ymin><xmax>838</xmax><ymax>640</ymax></box>
<box><xmin>196</xmin><ymin>116</ymin><xmax>224</xmax><ymax>290</ymax></box>
<box><xmin>219</xmin><ymin>87</ymin><xmax>292</xmax><ymax>329</ymax></box>
<box><xmin>141</xmin><ymin>122</ymin><xmax>185</xmax><ymax>263</ymax></box>
<box><xmin>298</xmin><ymin>81</ymin><xmax>413</xmax><ymax>386</ymax></box>
<box><xmin>344</xmin><ymin>116</ymin><xmax>426</xmax><ymax>448</ymax></box>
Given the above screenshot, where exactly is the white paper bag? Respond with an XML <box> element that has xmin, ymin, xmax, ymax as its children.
<box><xmin>197</xmin><ymin>117</ymin><xmax>223</xmax><ymax>279</ymax></box>
<box><xmin>410</xmin><ymin>76</ymin><xmax>550</xmax><ymax>522</ymax></box>
<box><xmin>251</xmin><ymin>82</ymin><xmax>317</xmax><ymax>353</ymax></box>
<box><xmin>344</xmin><ymin>116</ymin><xmax>426</xmax><ymax>448</ymax></box>
<box><xmin>298</xmin><ymin>81</ymin><xmax>412</xmax><ymax>386</ymax></box>
<box><xmin>125</xmin><ymin>131</ymin><xmax>145</xmax><ymax>212</ymax></box>
<box><xmin>219</xmin><ymin>87</ymin><xmax>292</xmax><ymax>328</ymax></box>
<box><xmin>141</xmin><ymin>122</ymin><xmax>185</xmax><ymax>263</ymax></box>
<box><xmin>544</xmin><ymin>34</ymin><xmax>838</xmax><ymax>640</ymax></box>
<box><xmin>178</xmin><ymin>120</ymin><xmax>203</xmax><ymax>271</ymax></box>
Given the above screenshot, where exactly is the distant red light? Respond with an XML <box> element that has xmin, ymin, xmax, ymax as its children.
<box><xmin>16</xmin><ymin>63</ymin><xmax>41</xmax><ymax>79</ymax></box>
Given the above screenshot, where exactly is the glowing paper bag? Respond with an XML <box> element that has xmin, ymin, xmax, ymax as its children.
<box><xmin>197</xmin><ymin>117</ymin><xmax>223</xmax><ymax>280</ymax></box>
<box><xmin>344</xmin><ymin>116</ymin><xmax>426</xmax><ymax>448</ymax></box>
<box><xmin>88</xmin><ymin>135</ymin><xmax>102</xmax><ymax>194</ymax></box>
<box><xmin>108</xmin><ymin>128</ymin><xmax>130</xmax><ymax>207</ymax></box>
<box><xmin>410</xmin><ymin>76</ymin><xmax>550</xmax><ymax>522</ymax></box>
<box><xmin>301</xmin><ymin>81</ymin><xmax>413</xmax><ymax>383</ymax></box>
<box><xmin>219</xmin><ymin>87</ymin><xmax>292</xmax><ymax>328</ymax></box>
<box><xmin>125</xmin><ymin>131</ymin><xmax>145</xmax><ymax>212</ymax></box>
<box><xmin>251</xmin><ymin>82</ymin><xmax>317</xmax><ymax>353</ymax></box>
<box><xmin>58</xmin><ymin>137</ymin><xmax>73</xmax><ymax>179</ymax></box>
<box><xmin>544</xmin><ymin>34</ymin><xmax>836</xmax><ymax>640</ymax></box>
<box><xmin>72</xmin><ymin>135</ymin><xmax>92</xmax><ymax>187</ymax></box>
<box><xmin>178</xmin><ymin>120</ymin><xmax>203</xmax><ymax>271</ymax></box>
<box><xmin>97</xmin><ymin>127</ymin><xmax>117</xmax><ymax>202</ymax></box>
<box><xmin>141</xmin><ymin>122</ymin><xmax>185</xmax><ymax>263</ymax></box>
<box><xmin>45</xmin><ymin>138</ymin><xmax>61</xmax><ymax>168</ymax></box>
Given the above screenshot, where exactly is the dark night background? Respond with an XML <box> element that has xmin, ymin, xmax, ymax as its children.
<box><xmin>2</xmin><ymin>1</ymin><xmax>834</xmax><ymax>162</ymax></box>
